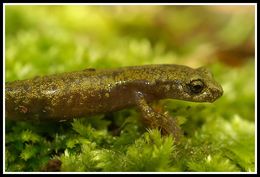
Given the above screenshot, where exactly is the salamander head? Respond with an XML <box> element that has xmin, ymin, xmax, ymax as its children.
<box><xmin>180</xmin><ymin>67</ymin><xmax>223</xmax><ymax>102</ymax></box>
<box><xmin>162</xmin><ymin>66</ymin><xmax>223</xmax><ymax>103</ymax></box>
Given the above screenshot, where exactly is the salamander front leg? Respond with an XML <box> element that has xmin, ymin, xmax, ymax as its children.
<box><xmin>134</xmin><ymin>91</ymin><xmax>182</xmax><ymax>142</ymax></box>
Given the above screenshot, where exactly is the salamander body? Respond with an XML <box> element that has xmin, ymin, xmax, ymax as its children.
<box><xmin>5</xmin><ymin>64</ymin><xmax>223</xmax><ymax>121</ymax></box>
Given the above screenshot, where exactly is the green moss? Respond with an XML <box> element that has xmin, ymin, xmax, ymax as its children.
<box><xmin>5</xmin><ymin>5</ymin><xmax>255</xmax><ymax>172</ymax></box>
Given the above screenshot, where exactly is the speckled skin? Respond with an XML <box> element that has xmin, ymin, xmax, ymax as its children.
<box><xmin>5</xmin><ymin>64</ymin><xmax>223</xmax><ymax>122</ymax></box>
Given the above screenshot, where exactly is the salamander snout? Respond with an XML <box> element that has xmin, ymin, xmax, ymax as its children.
<box><xmin>208</xmin><ymin>84</ymin><xmax>223</xmax><ymax>102</ymax></box>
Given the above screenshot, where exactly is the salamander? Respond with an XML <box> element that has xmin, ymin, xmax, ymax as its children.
<box><xmin>5</xmin><ymin>64</ymin><xmax>223</xmax><ymax>139</ymax></box>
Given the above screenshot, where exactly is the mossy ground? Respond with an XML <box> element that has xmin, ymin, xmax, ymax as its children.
<box><xmin>5</xmin><ymin>5</ymin><xmax>255</xmax><ymax>172</ymax></box>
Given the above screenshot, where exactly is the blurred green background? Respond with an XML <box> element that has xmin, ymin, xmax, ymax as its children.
<box><xmin>5</xmin><ymin>5</ymin><xmax>255</xmax><ymax>172</ymax></box>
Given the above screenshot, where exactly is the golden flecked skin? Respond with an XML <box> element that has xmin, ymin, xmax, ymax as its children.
<box><xmin>5</xmin><ymin>64</ymin><xmax>223</xmax><ymax>121</ymax></box>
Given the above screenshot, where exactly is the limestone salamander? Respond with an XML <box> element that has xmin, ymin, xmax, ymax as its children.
<box><xmin>5</xmin><ymin>64</ymin><xmax>223</xmax><ymax>139</ymax></box>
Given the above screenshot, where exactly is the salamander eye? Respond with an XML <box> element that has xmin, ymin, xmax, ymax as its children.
<box><xmin>189</xmin><ymin>79</ymin><xmax>204</xmax><ymax>94</ymax></box>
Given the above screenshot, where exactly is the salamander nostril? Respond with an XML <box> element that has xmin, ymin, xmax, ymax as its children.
<box><xmin>210</xmin><ymin>86</ymin><xmax>223</xmax><ymax>102</ymax></box>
